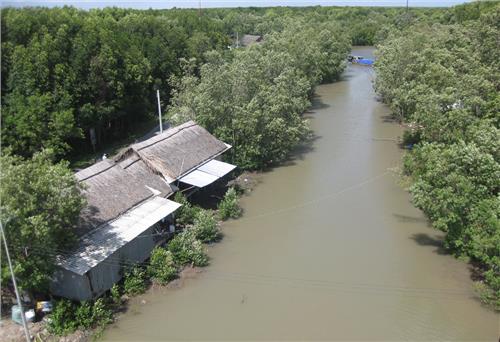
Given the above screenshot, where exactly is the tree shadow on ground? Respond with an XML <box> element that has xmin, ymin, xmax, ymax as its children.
<box><xmin>409</xmin><ymin>233</ymin><xmax>449</xmax><ymax>255</ymax></box>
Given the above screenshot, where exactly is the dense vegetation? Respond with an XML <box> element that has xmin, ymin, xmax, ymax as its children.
<box><xmin>168</xmin><ymin>20</ymin><xmax>350</xmax><ymax>169</ymax></box>
<box><xmin>374</xmin><ymin>2</ymin><xmax>500</xmax><ymax>308</ymax></box>
<box><xmin>1</xmin><ymin>7</ymin><xmax>231</xmax><ymax>160</ymax></box>
<box><xmin>0</xmin><ymin>150</ymin><xmax>85</xmax><ymax>294</ymax></box>
<box><xmin>2</xmin><ymin>5</ymin><xmax>435</xmax><ymax>165</ymax></box>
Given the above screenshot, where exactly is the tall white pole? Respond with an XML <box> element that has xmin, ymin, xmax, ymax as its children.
<box><xmin>0</xmin><ymin>223</ymin><xmax>30</xmax><ymax>342</ymax></box>
<box><xmin>156</xmin><ymin>90</ymin><xmax>163</xmax><ymax>134</ymax></box>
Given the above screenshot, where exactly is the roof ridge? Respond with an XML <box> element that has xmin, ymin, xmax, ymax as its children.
<box><xmin>77</xmin><ymin>161</ymin><xmax>118</xmax><ymax>182</ymax></box>
<box><xmin>133</xmin><ymin>121</ymin><xmax>197</xmax><ymax>152</ymax></box>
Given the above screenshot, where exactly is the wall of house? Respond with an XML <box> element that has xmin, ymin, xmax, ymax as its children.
<box><xmin>50</xmin><ymin>268</ymin><xmax>93</xmax><ymax>301</ymax></box>
<box><xmin>51</xmin><ymin>215</ymin><xmax>175</xmax><ymax>301</ymax></box>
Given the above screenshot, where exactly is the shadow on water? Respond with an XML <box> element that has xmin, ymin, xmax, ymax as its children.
<box><xmin>262</xmin><ymin>134</ymin><xmax>321</xmax><ymax>170</ymax></box>
<box><xmin>393</xmin><ymin>213</ymin><xmax>429</xmax><ymax>225</ymax></box>
<box><xmin>381</xmin><ymin>114</ymin><xmax>400</xmax><ymax>124</ymax></box>
<box><xmin>309</xmin><ymin>94</ymin><xmax>330</xmax><ymax>111</ymax></box>
<box><xmin>410</xmin><ymin>233</ymin><xmax>449</xmax><ymax>256</ymax></box>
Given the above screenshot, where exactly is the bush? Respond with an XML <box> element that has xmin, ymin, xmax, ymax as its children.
<box><xmin>474</xmin><ymin>281</ymin><xmax>500</xmax><ymax>311</ymax></box>
<box><xmin>48</xmin><ymin>299</ymin><xmax>78</xmax><ymax>335</ymax></box>
<box><xmin>402</xmin><ymin>129</ymin><xmax>422</xmax><ymax>146</ymax></box>
<box><xmin>91</xmin><ymin>298</ymin><xmax>113</xmax><ymax>327</ymax></box>
<box><xmin>148</xmin><ymin>247</ymin><xmax>178</xmax><ymax>284</ymax></box>
<box><xmin>217</xmin><ymin>187</ymin><xmax>242</xmax><ymax>220</ymax></box>
<box><xmin>110</xmin><ymin>284</ymin><xmax>122</xmax><ymax>305</ymax></box>
<box><xmin>168</xmin><ymin>229</ymin><xmax>209</xmax><ymax>267</ymax></box>
<box><xmin>123</xmin><ymin>266</ymin><xmax>147</xmax><ymax>296</ymax></box>
<box><xmin>48</xmin><ymin>298</ymin><xmax>114</xmax><ymax>335</ymax></box>
<box><xmin>174</xmin><ymin>192</ymin><xmax>203</xmax><ymax>226</ymax></box>
<box><xmin>75</xmin><ymin>301</ymin><xmax>94</xmax><ymax>329</ymax></box>
<box><xmin>193</xmin><ymin>210</ymin><xmax>220</xmax><ymax>243</ymax></box>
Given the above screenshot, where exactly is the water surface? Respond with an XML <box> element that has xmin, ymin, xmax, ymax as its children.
<box><xmin>104</xmin><ymin>47</ymin><xmax>499</xmax><ymax>341</ymax></box>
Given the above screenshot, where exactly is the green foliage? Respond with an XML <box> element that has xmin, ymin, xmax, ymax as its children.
<box><xmin>110</xmin><ymin>284</ymin><xmax>122</xmax><ymax>305</ymax></box>
<box><xmin>375</xmin><ymin>2</ymin><xmax>500</xmax><ymax>307</ymax></box>
<box><xmin>401</xmin><ymin>130</ymin><xmax>421</xmax><ymax>146</ymax></box>
<box><xmin>148</xmin><ymin>247</ymin><xmax>178</xmax><ymax>284</ymax></box>
<box><xmin>168</xmin><ymin>20</ymin><xmax>350</xmax><ymax>170</ymax></box>
<box><xmin>218</xmin><ymin>187</ymin><xmax>242</xmax><ymax>220</ymax></box>
<box><xmin>193</xmin><ymin>210</ymin><xmax>220</xmax><ymax>243</ymax></box>
<box><xmin>91</xmin><ymin>298</ymin><xmax>113</xmax><ymax>328</ymax></box>
<box><xmin>2</xmin><ymin>6</ymin><xmax>480</xmax><ymax>162</ymax></box>
<box><xmin>0</xmin><ymin>7</ymin><xmax>228</xmax><ymax>159</ymax></box>
<box><xmin>0</xmin><ymin>150</ymin><xmax>85</xmax><ymax>293</ymax></box>
<box><xmin>48</xmin><ymin>298</ymin><xmax>113</xmax><ymax>336</ymax></box>
<box><xmin>48</xmin><ymin>299</ymin><xmax>78</xmax><ymax>335</ymax></box>
<box><xmin>123</xmin><ymin>266</ymin><xmax>147</xmax><ymax>296</ymax></box>
<box><xmin>173</xmin><ymin>192</ymin><xmax>203</xmax><ymax>226</ymax></box>
<box><xmin>168</xmin><ymin>229</ymin><xmax>209</xmax><ymax>267</ymax></box>
<box><xmin>75</xmin><ymin>301</ymin><xmax>94</xmax><ymax>329</ymax></box>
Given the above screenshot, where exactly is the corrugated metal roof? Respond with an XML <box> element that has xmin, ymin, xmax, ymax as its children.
<box><xmin>58</xmin><ymin>196</ymin><xmax>181</xmax><ymax>275</ymax></box>
<box><xmin>179</xmin><ymin>169</ymin><xmax>219</xmax><ymax>188</ymax></box>
<box><xmin>198</xmin><ymin>159</ymin><xmax>237</xmax><ymax>178</ymax></box>
<box><xmin>179</xmin><ymin>159</ymin><xmax>236</xmax><ymax>188</ymax></box>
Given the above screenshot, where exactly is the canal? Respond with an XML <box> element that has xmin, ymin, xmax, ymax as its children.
<box><xmin>104</xmin><ymin>47</ymin><xmax>499</xmax><ymax>341</ymax></box>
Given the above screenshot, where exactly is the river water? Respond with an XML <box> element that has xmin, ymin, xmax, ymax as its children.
<box><xmin>104</xmin><ymin>47</ymin><xmax>499</xmax><ymax>341</ymax></box>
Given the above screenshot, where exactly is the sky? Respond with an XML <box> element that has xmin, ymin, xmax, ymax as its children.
<box><xmin>1</xmin><ymin>0</ymin><xmax>473</xmax><ymax>9</ymax></box>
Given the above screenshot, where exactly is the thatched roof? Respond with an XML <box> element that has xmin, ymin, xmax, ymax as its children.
<box><xmin>74</xmin><ymin>121</ymin><xmax>229</xmax><ymax>236</ymax></box>
<box><xmin>117</xmin><ymin>121</ymin><xmax>230</xmax><ymax>183</ymax></box>
<box><xmin>75</xmin><ymin>159</ymin><xmax>173</xmax><ymax>236</ymax></box>
<box><xmin>241</xmin><ymin>34</ymin><xmax>263</xmax><ymax>47</ymax></box>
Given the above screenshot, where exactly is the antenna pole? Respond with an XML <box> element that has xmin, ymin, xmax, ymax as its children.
<box><xmin>156</xmin><ymin>89</ymin><xmax>163</xmax><ymax>134</ymax></box>
<box><xmin>0</xmin><ymin>223</ymin><xmax>31</xmax><ymax>342</ymax></box>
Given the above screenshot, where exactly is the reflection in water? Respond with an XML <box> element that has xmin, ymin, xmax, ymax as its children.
<box><xmin>104</xmin><ymin>47</ymin><xmax>499</xmax><ymax>341</ymax></box>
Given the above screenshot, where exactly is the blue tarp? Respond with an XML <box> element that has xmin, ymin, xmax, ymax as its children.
<box><xmin>355</xmin><ymin>58</ymin><xmax>374</xmax><ymax>65</ymax></box>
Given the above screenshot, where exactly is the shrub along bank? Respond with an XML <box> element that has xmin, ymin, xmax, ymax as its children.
<box><xmin>47</xmin><ymin>188</ymin><xmax>242</xmax><ymax>337</ymax></box>
<box><xmin>374</xmin><ymin>3</ymin><xmax>499</xmax><ymax>309</ymax></box>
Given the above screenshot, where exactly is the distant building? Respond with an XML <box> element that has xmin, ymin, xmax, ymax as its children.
<box><xmin>240</xmin><ymin>34</ymin><xmax>263</xmax><ymax>47</ymax></box>
<box><xmin>51</xmin><ymin>121</ymin><xmax>235</xmax><ymax>301</ymax></box>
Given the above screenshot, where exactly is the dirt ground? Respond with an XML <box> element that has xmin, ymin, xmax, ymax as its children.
<box><xmin>1</xmin><ymin>318</ymin><xmax>90</xmax><ymax>342</ymax></box>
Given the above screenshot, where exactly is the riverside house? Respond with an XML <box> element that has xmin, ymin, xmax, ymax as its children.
<box><xmin>240</xmin><ymin>34</ymin><xmax>263</xmax><ymax>47</ymax></box>
<box><xmin>50</xmin><ymin>121</ymin><xmax>236</xmax><ymax>300</ymax></box>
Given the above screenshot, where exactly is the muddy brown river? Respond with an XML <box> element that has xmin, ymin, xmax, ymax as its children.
<box><xmin>104</xmin><ymin>47</ymin><xmax>499</xmax><ymax>341</ymax></box>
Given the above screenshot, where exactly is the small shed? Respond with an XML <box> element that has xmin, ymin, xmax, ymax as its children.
<box><xmin>51</xmin><ymin>160</ymin><xmax>179</xmax><ymax>300</ymax></box>
<box><xmin>240</xmin><ymin>34</ymin><xmax>263</xmax><ymax>47</ymax></box>
<box><xmin>52</xmin><ymin>196</ymin><xmax>180</xmax><ymax>300</ymax></box>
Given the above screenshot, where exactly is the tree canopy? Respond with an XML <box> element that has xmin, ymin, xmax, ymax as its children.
<box><xmin>168</xmin><ymin>19</ymin><xmax>350</xmax><ymax>169</ymax></box>
<box><xmin>2</xmin><ymin>5</ymin><xmax>436</xmax><ymax>163</ymax></box>
<box><xmin>374</xmin><ymin>3</ymin><xmax>500</xmax><ymax>308</ymax></box>
<box><xmin>0</xmin><ymin>150</ymin><xmax>85</xmax><ymax>293</ymax></box>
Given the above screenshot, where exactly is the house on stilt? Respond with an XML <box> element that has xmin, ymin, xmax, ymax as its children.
<box><xmin>51</xmin><ymin>121</ymin><xmax>235</xmax><ymax>301</ymax></box>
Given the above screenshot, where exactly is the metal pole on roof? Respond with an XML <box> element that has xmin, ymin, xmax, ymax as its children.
<box><xmin>156</xmin><ymin>89</ymin><xmax>163</xmax><ymax>134</ymax></box>
<box><xmin>0</xmin><ymin>222</ymin><xmax>31</xmax><ymax>342</ymax></box>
